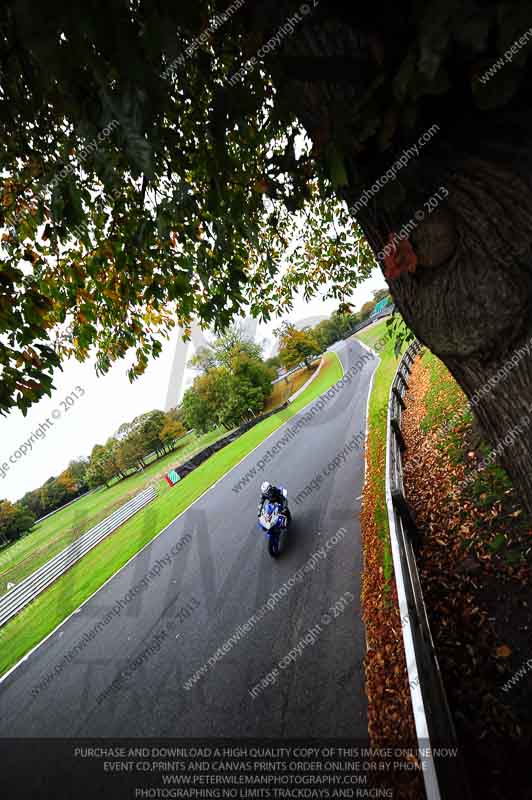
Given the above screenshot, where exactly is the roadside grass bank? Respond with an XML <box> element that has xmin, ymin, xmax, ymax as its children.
<box><xmin>0</xmin><ymin>427</ymin><xmax>227</xmax><ymax>596</ymax></box>
<box><xmin>356</xmin><ymin>320</ymin><xmax>404</xmax><ymax>584</ymax></box>
<box><xmin>1</xmin><ymin>360</ymin><xmax>323</xmax><ymax>593</ymax></box>
<box><xmin>263</xmin><ymin>359</ymin><xmax>319</xmax><ymax>413</ymax></box>
<box><xmin>354</xmin><ymin>322</ymin><xmax>421</xmax><ymax>797</ymax></box>
<box><xmin>0</xmin><ymin>352</ymin><xmax>342</xmax><ymax>677</ymax></box>
<box><xmin>402</xmin><ymin>350</ymin><xmax>532</xmax><ymax>800</ymax></box>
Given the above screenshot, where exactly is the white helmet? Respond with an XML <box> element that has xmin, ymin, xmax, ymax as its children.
<box><xmin>261</xmin><ymin>481</ymin><xmax>271</xmax><ymax>494</ymax></box>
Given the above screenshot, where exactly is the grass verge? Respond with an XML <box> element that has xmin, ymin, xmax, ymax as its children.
<box><xmin>0</xmin><ymin>427</ymin><xmax>228</xmax><ymax>594</ymax></box>
<box><xmin>1</xmin><ymin>361</ymin><xmax>323</xmax><ymax>592</ymax></box>
<box><xmin>0</xmin><ymin>352</ymin><xmax>341</xmax><ymax>677</ymax></box>
<box><xmin>356</xmin><ymin>321</ymin><xmax>404</xmax><ymax>583</ymax></box>
<box><xmin>263</xmin><ymin>360</ymin><xmax>319</xmax><ymax>413</ymax></box>
<box><xmin>354</xmin><ymin>323</ymin><xmax>421</xmax><ymax>795</ymax></box>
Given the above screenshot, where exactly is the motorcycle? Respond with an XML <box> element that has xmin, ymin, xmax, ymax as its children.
<box><xmin>257</xmin><ymin>487</ymin><xmax>291</xmax><ymax>558</ymax></box>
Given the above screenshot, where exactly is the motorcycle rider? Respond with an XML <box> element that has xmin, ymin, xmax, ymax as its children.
<box><xmin>257</xmin><ymin>481</ymin><xmax>291</xmax><ymax>521</ymax></box>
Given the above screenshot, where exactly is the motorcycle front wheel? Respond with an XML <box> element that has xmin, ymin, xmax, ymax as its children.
<box><xmin>268</xmin><ymin>534</ymin><xmax>280</xmax><ymax>558</ymax></box>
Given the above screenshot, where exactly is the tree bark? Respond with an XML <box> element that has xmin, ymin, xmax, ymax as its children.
<box><xmin>358</xmin><ymin>143</ymin><xmax>532</xmax><ymax>515</ymax></box>
<box><xmin>268</xmin><ymin>8</ymin><xmax>532</xmax><ymax>514</ymax></box>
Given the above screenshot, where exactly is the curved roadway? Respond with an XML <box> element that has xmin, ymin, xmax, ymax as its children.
<box><xmin>0</xmin><ymin>339</ymin><xmax>377</xmax><ymax>743</ymax></box>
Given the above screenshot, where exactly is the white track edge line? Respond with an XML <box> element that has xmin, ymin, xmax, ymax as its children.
<box><xmin>0</xmin><ymin>351</ymin><xmax>347</xmax><ymax>686</ymax></box>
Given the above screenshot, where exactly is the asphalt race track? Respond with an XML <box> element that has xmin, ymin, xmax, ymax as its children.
<box><xmin>0</xmin><ymin>339</ymin><xmax>377</xmax><ymax>741</ymax></box>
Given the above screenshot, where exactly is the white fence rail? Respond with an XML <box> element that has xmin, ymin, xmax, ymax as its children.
<box><xmin>0</xmin><ymin>486</ymin><xmax>157</xmax><ymax>628</ymax></box>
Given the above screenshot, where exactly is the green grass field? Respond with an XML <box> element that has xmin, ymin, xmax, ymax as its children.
<box><xmin>0</xmin><ymin>351</ymin><xmax>342</xmax><ymax>677</ymax></box>
<box><xmin>0</xmin><ymin>427</ymin><xmax>227</xmax><ymax>595</ymax></box>
<box><xmin>0</xmin><ymin>361</ymin><xmax>323</xmax><ymax>594</ymax></box>
<box><xmin>355</xmin><ymin>320</ymin><xmax>404</xmax><ymax>583</ymax></box>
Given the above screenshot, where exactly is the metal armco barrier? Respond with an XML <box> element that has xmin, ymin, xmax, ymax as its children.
<box><xmin>0</xmin><ymin>486</ymin><xmax>157</xmax><ymax>628</ymax></box>
<box><xmin>386</xmin><ymin>340</ymin><xmax>472</xmax><ymax>800</ymax></box>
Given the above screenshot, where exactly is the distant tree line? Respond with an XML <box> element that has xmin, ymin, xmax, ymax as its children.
<box><xmin>0</xmin><ymin>407</ymin><xmax>186</xmax><ymax>545</ymax></box>
<box><xmin>85</xmin><ymin>408</ymin><xmax>186</xmax><ymax>489</ymax></box>
<box><xmin>181</xmin><ymin>292</ymin><xmax>391</xmax><ymax>434</ymax></box>
<box><xmin>0</xmin><ymin>458</ymin><xmax>89</xmax><ymax>545</ymax></box>
<box><xmin>0</xmin><ymin>293</ymin><xmax>390</xmax><ymax>547</ymax></box>
<box><xmin>273</xmin><ymin>289</ymin><xmax>391</xmax><ymax>371</ymax></box>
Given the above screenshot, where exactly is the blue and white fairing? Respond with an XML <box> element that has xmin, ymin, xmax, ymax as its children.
<box><xmin>257</xmin><ymin>487</ymin><xmax>288</xmax><ymax>532</ymax></box>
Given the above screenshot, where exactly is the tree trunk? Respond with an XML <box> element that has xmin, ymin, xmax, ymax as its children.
<box><xmin>268</xmin><ymin>11</ymin><xmax>532</xmax><ymax>515</ymax></box>
<box><xmin>355</xmin><ymin>144</ymin><xmax>532</xmax><ymax>516</ymax></box>
<box><xmin>262</xmin><ymin>4</ymin><xmax>532</xmax><ymax>514</ymax></box>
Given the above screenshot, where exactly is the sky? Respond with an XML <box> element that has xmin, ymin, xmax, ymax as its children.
<box><xmin>0</xmin><ymin>268</ymin><xmax>386</xmax><ymax>503</ymax></box>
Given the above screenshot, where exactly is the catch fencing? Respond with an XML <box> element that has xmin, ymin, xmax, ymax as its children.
<box><xmin>0</xmin><ymin>486</ymin><xmax>157</xmax><ymax>628</ymax></box>
<box><xmin>386</xmin><ymin>340</ymin><xmax>471</xmax><ymax>800</ymax></box>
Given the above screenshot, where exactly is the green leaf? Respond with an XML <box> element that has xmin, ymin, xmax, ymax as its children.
<box><xmin>488</xmin><ymin>533</ymin><xmax>506</xmax><ymax>553</ymax></box>
<box><xmin>325</xmin><ymin>144</ymin><xmax>348</xmax><ymax>188</ymax></box>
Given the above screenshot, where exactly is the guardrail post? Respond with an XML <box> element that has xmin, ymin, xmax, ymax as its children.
<box><xmin>391</xmin><ymin>489</ymin><xmax>420</xmax><ymax>546</ymax></box>
<box><xmin>397</xmin><ymin>370</ymin><xmax>409</xmax><ymax>392</ymax></box>
<box><xmin>392</xmin><ymin>386</ymin><xmax>406</xmax><ymax>410</ymax></box>
<box><xmin>390</xmin><ymin>416</ymin><xmax>406</xmax><ymax>451</ymax></box>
